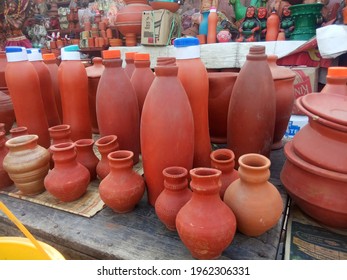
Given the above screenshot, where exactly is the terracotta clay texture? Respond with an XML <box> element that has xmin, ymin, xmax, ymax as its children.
<box><xmin>75</xmin><ymin>138</ymin><xmax>99</xmax><ymax>182</ymax></box>
<box><xmin>0</xmin><ymin>90</ymin><xmax>15</xmax><ymax>133</ymax></box>
<box><xmin>95</xmin><ymin>134</ymin><xmax>119</xmax><ymax>180</ymax></box>
<box><xmin>0</xmin><ymin>131</ymin><xmax>13</xmax><ymax>189</ymax></box>
<box><xmin>320</xmin><ymin>67</ymin><xmax>347</xmax><ymax>95</ymax></box>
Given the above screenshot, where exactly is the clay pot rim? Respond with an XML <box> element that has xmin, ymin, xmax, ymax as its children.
<box><xmin>163</xmin><ymin>166</ymin><xmax>188</xmax><ymax>178</ymax></box>
<box><xmin>5</xmin><ymin>134</ymin><xmax>38</xmax><ymax>147</ymax></box>
<box><xmin>210</xmin><ymin>148</ymin><xmax>235</xmax><ymax>163</ymax></box>
<box><xmin>9</xmin><ymin>126</ymin><xmax>27</xmax><ymax>134</ymax></box>
<box><xmin>95</xmin><ymin>135</ymin><xmax>118</xmax><ymax>147</ymax></box>
<box><xmin>50</xmin><ymin>142</ymin><xmax>75</xmax><ymax>152</ymax></box>
<box><xmin>190</xmin><ymin>167</ymin><xmax>222</xmax><ymax>178</ymax></box>
<box><xmin>75</xmin><ymin>138</ymin><xmax>94</xmax><ymax>147</ymax></box>
<box><xmin>48</xmin><ymin>124</ymin><xmax>71</xmax><ymax>132</ymax></box>
<box><xmin>238</xmin><ymin>153</ymin><xmax>271</xmax><ymax>170</ymax></box>
<box><xmin>108</xmin><ymin>150</ymin><xmax>133</xmax><ymax>161</ymax></box>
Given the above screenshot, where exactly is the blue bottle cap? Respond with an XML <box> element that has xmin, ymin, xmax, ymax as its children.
<box><xmin>173</xmin><ymin>37</ymin><xmax>200</xmax><ymax>48</ymax></box>
<box><xmin>5</xmin><ymin>46</ymin><xmax>28</xmax><ymax>62</ymax></box>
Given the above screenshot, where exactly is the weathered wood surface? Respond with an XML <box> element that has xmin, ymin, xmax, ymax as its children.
<box><xmin>0</xmin><ymin>147</ymin><xmax>289</xmax><ymax>260</ymax></box>
<box><xmin>108</xmin><ymin>41</ymin><xmax>306</xmax><ymax>69</ymax></box>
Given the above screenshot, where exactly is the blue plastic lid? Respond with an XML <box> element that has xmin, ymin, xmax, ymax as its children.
<box><xmin>5</xmin><ymin>46</ymin><xmax>28</xmax><ymax>62</ymax></box>
<box><xmin>61</xmin><ymin>45</ymin><xmax>81</xmax><ymax>61</ymax></box>
<box><xmin>174</xmin><ymin>37</ymin><xmax>200</xmax><ymax>48</ymax></box>
<box><xmin>64</xmin><ymin>44</ymin><xmax>80</xmax><ymax>52</ymax></box>
<box><xmin>27</xmin><ymin>48</ymin><xmax>43</xmax><ymax>61</ymax></box>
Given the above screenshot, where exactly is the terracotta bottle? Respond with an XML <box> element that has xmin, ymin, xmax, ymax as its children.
<box><xmin>320</xmin><ymin>67</ymin><xmax>347</xmax><ymax>95</ymax></box>
<box><xmin>96</xmin><ymin>50</ymin><xmax>140</xmax><ymax>164</ymax></box>
<box><xmin>42</xmin><ymin>53</ymin><xmax>63</xmax><ymax>122</ymax></box>
<box><xmin>0</xmin><ymin>90</ymin><xmax>15</xmax><ymax>133</ymax></box>
<box><xmin>99</xmin><ymin>150</ymin><xmax>145</xmax><ymax>213</ymax></box>
<box><xmin>141</xmin><ymin>57</ymin><xmax>194</xmax><ymax>206</ymax></box>
<box><xmin>267</xmin><ymin>55</ymin><xmax>296</xmax><ymax>150</ymax></box>
<box><xmin>0</xmin><ymin>131</ymin><xmax>13</xmax><ymax>189</ymax></box>
<box><xmin>95</xmin><ymin>134</ymin><xmax>119</xmax><ymax>180</ymax></box>
<box><xmin>266</xmin><ymin>9</ymin><xmax>280</xmax><ymax>41</ymax></box>
<box><xmin>5</xmin><ymin>47</ymin><xmax>50</xmax><ymax>148</ymax></box>
<box><xmin>176</xmin><ymin>167</ymin><xmax>237</xmax><ymax>259</ymax></box>
<box><xmin>208</xmin><ymin>72</ymin><xmax>238</xmax><ymax>144</ymax></box>
<box><xmin>174</xmin><ymin>37</ymin><xmax>211</xmax><ymax>167</ymax></box>
<box><xmin>10</xmin><ymin>126</ymin><xmax>28</xmax><ymax>138</ymax></box>
<box><xmin>227</xmin><ymin>45</ymin><xmax>276</xmax><ymax>167</ymax></box>
<box><xmin>207</xmin><ymin>7</ymin><xmax>218</xmax><ymax>44</ymax></box>
<box><xmin>27</xmin><ymin>48</ymin><xmax>61</xmax><ymax>127</ymax></box>
<box><xmin>44</xmin><ymin>142</ymin><xmax>90</xmax><ymax>202</ymax></box>
<box><xmin>3</xmin><ymin>134</ymin><xmax>50</xmax><ymax>195</ymax></box>
<box><xmin>224</xmin><ymin>153</ymin><xmax>283</xmax><ymax>236</ymax></box>
<box><xmin>210</xmin><ymin>148</ymin><xmax>239</xmax><ymax>199</ymax></box>
<box><xmin>124</xmin><ymin>51</ymin><xmax>137</xmax><ymax>78</ymax></box>
<box><xmin>154</xmin><ymin>166</ymin><xmax>192</xmax><ymax>231</ymax></box>
<box><xmin>58</xmin><ymin>45</ymin><xmax>92</xmax><ymax>141</ymax></box>
<box><xmin>75</xmin><ymin>138</ymin><xmax>99</xmax><ymax>182</ymax></box>
<box><xmin>130</xmin><ymin>53</ymin><xmax>155</xmax><ymax>117</ymax></box>
<box><xmin>85</xmin><ymin>57</ymin><xmax>105</xmax><ymax>134</ymax></box>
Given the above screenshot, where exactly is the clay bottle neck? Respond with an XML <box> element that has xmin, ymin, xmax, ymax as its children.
<box><xmin>134</xmin><ymin>60</ymin><xmax>151</xmax><ymax>68</ymax></box>
<box><xmin>189</xmin><ymin>168</ymin><xmax>221</xmax><ymax>195</ymax></box>
<box><xmin>108</xmin><ymin>151</ymin><xmax>134</xmax><ymax>170</ymax></box>
<box><xmin>238</xmin><ymin>154</ymin><xmax>271</xmax><ymax>184</ymax></box>
<box><xmin>52</xmin><ymin>147</ymin><xmax>79</xmax><ymax>167</ymax></box>
<box><xmin>246</xmin><ymin>46</ymin><xmax>267</xmax><ymax>61</ymax></box>
<box><xmin>326</xmin><ymin>76</ymin><xmax>347</xmax><ymax>86</ymax></box>
<box><xmin>103</xmin><ymin>58</ymin><xmax>122</xmax><ymax>68</ymax></box>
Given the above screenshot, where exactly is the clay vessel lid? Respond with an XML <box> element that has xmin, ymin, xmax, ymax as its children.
<box><xmin>267</xmin><ymin>55</ymin><xmax>296</xmax><ymax>80</ymax></box>
<box><xmin>300</xmin><ymin>93</ymin><xmax>347</xmax><ymax>127</ymax></box>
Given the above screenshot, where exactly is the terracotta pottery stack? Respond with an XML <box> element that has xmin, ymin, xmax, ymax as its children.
<box><xmin>281</xmin><ymin>93</ymin><xmax>347</xmax><ymax>229</ymax></box>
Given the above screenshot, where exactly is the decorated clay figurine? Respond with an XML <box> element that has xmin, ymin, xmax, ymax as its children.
<box><xmin>257</xmin><ymin>6</ymin><xmax>268</xmax><ymax>41</ymax></box>
<box><xmin>236</xmin><ymin>6</ymin><xmax>261</xmax><ymax>42</ymax></box>
<box><xmin>279</xmin><ymin>5</ymin><xmax>295</xmax><ymax>39</ymax></box>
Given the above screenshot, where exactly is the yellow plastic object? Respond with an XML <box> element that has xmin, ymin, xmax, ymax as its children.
<box><xmin>0</xmin><ymin>201</ymin><xmax>65</xmax><ymax>260</ymax></box>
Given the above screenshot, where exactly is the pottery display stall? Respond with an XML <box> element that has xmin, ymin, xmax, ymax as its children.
<box><xmin>281</xmin><ymin>93</ymin><xmax>347</xmax><ymax>229</ymax></box>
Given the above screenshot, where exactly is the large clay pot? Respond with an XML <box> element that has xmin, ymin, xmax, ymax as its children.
<box><xmin>85</xmin><ymin>57</ymin><xmax>105</xmax><ymax>134</ymax></box>
<box><xmin>0</xmin><ymin>131</ymin><xmax>13</xmax><ymax>189</ymax></box>
<box><xmin>155</xmin><ymin>166</ymin><xmax>192</xmax><ymax>231</ymax></box>
<box><xmin>0</xmin><ymin>90</ymin><xmax>15</xmax><ymax>133</ymax></box>
<box><xmin>99</xmin><ymin>150</ymin><xmax>145</xmax><ymax>213</ymax></box>
<box><xmin>224</xmin><ymin>153</ymin><xmax>283</xmax><ymax>236</ymax></box>
<box><xmin>75</xmin><ymin>138</ymin><xmax>99</xmax><ymax>182</ymax></box>
<box><xmin>141</xmin><ymin>57</ymin><xmax>194</xmax><ymax>206</ymax></box>
<box><xmin>176</xmin><ymin>167</ymin><xmax>237</xmax><ymax>259</ymax></box>
<box><xmin>3</xmin><ymin>134</ymin><xmax>50</xmax><ymax>195</ymax></box>
<box><xmin>45</xmin><ymin>142</ymin><xmax>90</xmax><ymax>202</ymax></box>
<box><xmin>95</xmin><ymin>134</ymin><xmax>119</xmax><ymax>180</ymax></box>
<box><xmin>115</xmin><ymin>0</ymin><xmax>153</xmax><ymax>37</ymax></box>
<box><xmin>320</xmin><ymin>67</ymin><xmax>347</xmax><ymax>95</ymax></box>
<box><xmin>267</xmin><ymin>55</ymin><xmax>296</xmax><ymax>149</ymax></box>
<box><xmin>208</xmin><ymin>72</ymin><xmax>238</xmax><ymax>144</ymax></box>
<box><xmin>210</xmin><ymin>148</ymin><xmax>239</xmax><ymax>199</ymax></box>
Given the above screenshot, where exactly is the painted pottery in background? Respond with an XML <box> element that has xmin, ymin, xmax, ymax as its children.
<box><xmin>96</xmin><ymin>50</ymin><xmax>140</xmax><ymax>164</ymax></box>
<box><xmin>115</xmin><ymin>0</ymin><xmax>153</xmax><ymax>37</ymax></box>
<box><xmin>224</xmin><ymin>153</ymin><xmax>283</xmax><ymax>236</ymax></box>
<box><xmin>217</xmin><ymin>30</ymin><xmax>232</xmax><ymax>43</ymax></box>
<box><xmin>207</xmin><ymin>7</ymin><xmax>218</xmax><ymax>44</ymax></box>
<box><xmin>176</xmin><ymin>168</ymin><xmax>237</xmax><ymax>259</ymax></box>
<box><xmin>320</xmin><ymin>67</ymin><xmax>347</xmax><ymax>95</ymax></box>
<box><xmin>3</xmin><ymin>135</ymin><xmax>50</xmax><ymax>195</ymax></box>
<box><xmin>199</xmin><ymin>10</ymin><xmax>210</xmax><ymax>35</ymax></box>
<box><xmin>155</xmin><ymin>166</ymin><xmax>192</xmax><ymax>231</ymax></box>
<box><xmin>75</xmin><ymin>139</ymin><xmax>99</xmax><ymax>182</ymax></box>
<box><xmin>45</xmin><ymin>142</ymin><xmax>90</xmax><ymax>202</ymax></box>
<box><xmin>99</xmin><ymin>150</ymin><xmax>145</xmax><ymax>213</ymax></box>
<box><xmin>208</xmin><ymin>72</ymin><xmax>238</xmax><ymax>143</ymax></box>
<box><xmin>124</xmin><ymin>52</ymin><xmax>137</xmax><ymax>78</ymax></box>
<box><xmin>0</xmin><ymin>131</ymin><xmax>13</xmax><ymax>189</ymax></box>
<box><xmin>175</xmin><ymin>37</ymin><xmax>211</xmax><ymax>168</ymax></box>
<box><xmin>130</xmin><ymin>53</ymin><xmax>155</xmax><ymax>117</ymax></box>
<box><xmin>125</xmin><ymin>33</ymin><xmax>137</xmax><ymax>46</ymax></box>
<box><xmin>58</xmin><ymin>45</ymin><xmax>92</xmax><ymax>141</ymax></box>
<box><xmin>27</xmin><ymin>48</ymin><xmax>61</xmax><ymax>127</ymax></box>
<box><xmin>267</xmin><ymin>55</ymin><xmax>296</xmax><ymax>150</ymax></box>
<box><xmin>210</xmin><ymin>148</ymin><xmax>239</xmax><ymax>199</ymax></box>
<box><xmin>5</xmin><ymin>47</ymin><xmax>50</xmax><ymax>148</ymax></box>
<box><xmin>0</xmin><ymin>90</ymin><xmax>15</xmax><ymax>133</ymax></box>
<box><xmin>95</xmin><ymin>134</ymin><xmax>119</xmax><ymax>180</ymax></box>
<box><xmin>10</xmin><ymin>126</ymin><xmax>28</xmax><ymax>138</ymax></box>
<box><xmin>86</xmin><ymin>57</ymin><xmax>105</xmax><ymax>134</ymax></box>
<box><xmin>227</xmin><ymin>45</ymin><xmax>276</xmax><ymax>167</ymax></box>
<box><xmin>265</xmin><ymin>9</ymin><xmax>280</xmax><ymax>41</ymax></box>
<box><xmin>141</xmin><ymin>57</ymin><xmax>194</xmax><ymax>206</ymax></box>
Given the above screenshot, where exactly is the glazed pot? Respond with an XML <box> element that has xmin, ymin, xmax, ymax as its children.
<box><xmin>224</xmin><ymin>153</ymin><xmax>283</xmax><ymax>236</ymax></box>
<box><xmin>3</xmin><ymin>135</ymin><xmax>50</xmax><ymax>195</ymax></box>
<box><xmin>176</xmin><ymin>168</ymin><xmax>237</xmax><ymax>259</ymax></box>
<box><xmin>155</xmin><ymin>166</ymin><xmax>192</xmax><ymax>231</ymax></box>
<box><xmin>44</xmin><ymin>142</ymin><xmax>90</xmax><ymax>202</ymax></box>
<box><xmin>99</xmin><ymin>150</ymin><xmax>145</xmax><ymax>213</ymax></box>
<box><xmin>95</xmin><ymin>135</ymin><xmax>119</xmax><ymax>180</ymax></box>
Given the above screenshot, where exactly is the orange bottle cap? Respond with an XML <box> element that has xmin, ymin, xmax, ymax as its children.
<box><xmin>134</xmin><ymin>53</ymin><xmax>150</xmax><ymax>61</ymax></box>
<box><xmin>125</xmin><ymin>52</ymin><xmax>137</xmax><ymax>59</ymax></box>
<box><xmin>327</xmin><ymin>67</ymin><xmax>347</xmax><ymax>78</ymax></box>
<box><xmin>102</xmin><ymin>50</ymin><xmax>121</xmax><ymax>59</ymax></box>
<box><xmin>42</xmin><ymin>53</ymin><xmax>56</xmax><ymax>60</ymax></box>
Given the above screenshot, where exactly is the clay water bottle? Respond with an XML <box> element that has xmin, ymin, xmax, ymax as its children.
<box><xmin>96</xmin><ymin>49</ymin><xmax>140</xmax><ymax>164</ymax></box>
<box><xmin>5</xmin><ymin>46</ymin><xmax>50</xmax><ymax>148</ymax></box>
<box><xmin>130</xmin><ymin>53</ymin><xmax>155</xmax><ymax>117</ymax></box>
<box><xmin>141</xmin><ymin>57</ymin><xmax>194</xmax><ymax>206</ymax></box>
<box><xmin>320</xmin><ymin>67</ymin><xmax>347</xmax><ymax>95</ymax></box>
<box><xmin>27</xmin><ymin>48</ymin><xmax>61</xmax><ymax>127</ymax></box>
<box><xmin>58</xmin><ymin>45</ymin><xmax>92</xmax><ymax>141</ymax></box>
<box><xmin>266</xmin><ymin>9</ymin><xmax>280</xmax><ymax>41</ymax></box>
<box><xmin>43</xmin><ymin>53</ymin><xmax>63</xmax><ymax>121</ymax></box>
<box><xmin>207</xmin><ymin>6</ymin><xmax>218</xmax><ymax>44</ymax></box>
<box><xmin>227</xmin><ymin>45</ymin><xmax>276</xmax><ymax>167</ymax></box>
<box><xmin>124</xmin><ymin>51</ymin><xmax>137</xmax><ymax>78</ymax></box>
<box><xmin>174</xmin><ymin>37</ymin><xmax>211</xmax><ymax>167</ymax></box>
<box><xmin>85</xmin><ymin>57</ymin><xmax>105</xmax><ymax>133</ymax></box>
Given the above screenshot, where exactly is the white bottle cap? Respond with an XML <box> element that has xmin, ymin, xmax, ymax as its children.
<box><xmin>5</xmin><ymin>46</ymin><xmax>28</xmax><ymax>62</ymax></box>
<box><xmin>61</xmin><ymin>45</ymin><xmax>81</xmax><ymax>61</ymax></box>
<box><xmin>27</xmin><ymin>48</ymin><xmax>43</xmax><ymax>61</ymax></box>
<box><xmin>174</xmin><ymin>37</ymin><xmax>201</xmax><ymax>60</ymax></box>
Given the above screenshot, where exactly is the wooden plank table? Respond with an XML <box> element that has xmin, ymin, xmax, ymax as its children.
<box><xmin>0</xmin><ymin>146</ymin><xmax>289</xmax><ymax>260</ymax></box>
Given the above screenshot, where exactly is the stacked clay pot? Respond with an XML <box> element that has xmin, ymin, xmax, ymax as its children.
<box><xmin>281</xmin><ymin>92</ymin><xmax>347</xmax><ymax>229</ymax></box>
